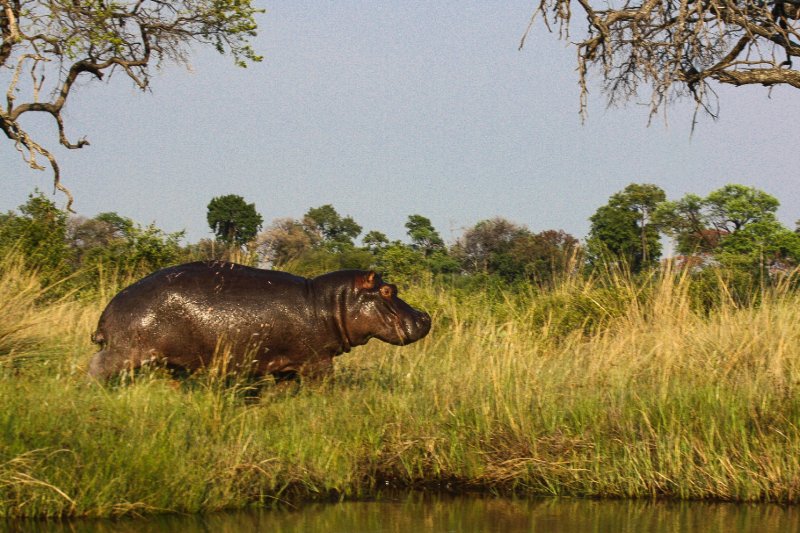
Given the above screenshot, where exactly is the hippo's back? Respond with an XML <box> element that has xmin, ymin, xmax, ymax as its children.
<box><xmin>94</xmin><ymin>262</ymin><xmax>309</xmax><ymax>347</ymax></box>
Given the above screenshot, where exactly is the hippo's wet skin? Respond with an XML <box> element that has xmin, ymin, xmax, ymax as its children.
<box><xmin>88</xmin><ymin>262</ymin><xmax>431</xmax><ymax>381</ymax></box>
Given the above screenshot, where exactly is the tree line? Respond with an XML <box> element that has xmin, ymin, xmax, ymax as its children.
<box><xmin>1</xmin><ymin>183</ymin><xmax>798</xmax><ymax>296</ymax></box>
<box><xmin>201</xmin><ymin>194</ymin><xmax>582</xmax><ymax>287</ymax></box>
<box><xmin>588</xmin><ymin>183</ymin><xmax>800</xmax><ymax>275</ymax></box>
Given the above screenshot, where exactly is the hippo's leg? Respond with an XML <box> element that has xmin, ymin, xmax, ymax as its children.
<box><xmin>269</xmin><ymin>361</ymin><xmax>332</xmax><ymax>384</ymax></box>
<box><xmin>298</xmin><ymin>358</ymin><xmax>334</xmax><ymax>383</ymax></box>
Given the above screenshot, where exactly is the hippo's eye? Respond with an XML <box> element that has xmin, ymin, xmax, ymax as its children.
<box><xmin>379</xmin><ymin>285</ymin><xmax>394</xmax><ymax>298</ymax></box>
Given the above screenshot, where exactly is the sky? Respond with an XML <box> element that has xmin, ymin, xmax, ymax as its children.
<box><xmin>2</xmin><ymin>1</ymin><xmax>799</xmax><ymax>246</ymax></box>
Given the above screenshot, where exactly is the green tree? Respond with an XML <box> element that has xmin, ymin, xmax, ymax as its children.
<box><xmin>654</xmin><ymin>194</ymin><xmax>715</xmax><ymax>254</ymax></box>
<box><xmin>303</xmin><ymin>205</ymin><xmax>362</xmax><ymax>253</ymax></box>
<box><xmin>424</xmin><ymin>250</ymin><xmax>461</xmax><ymax>276</ymax></box>
<box><xmin>123</xmin><ymin>223</ymin><xmax>185</xmax><ymax>272</ymax></box>
<box><xmin>513</xmin><ymin>229</ymin><xmax>581</xmax><ymax>287</ymax></box>
<box><xmin>705</xmin><ymin>184</ymin><xmax>781</xmax><ymax>234</ymax></box>
<box><xmin>256</xmin><ymin>218</ymin><xmax>317</xmax><ymax>267</ymax></box>
<box><xmin>362</xmin><ymin>231</ymin><xmax>390</xmax><ymax>254</ymax></box>
<box><xmin>0</xmin><ymin>190</ymin><xmax>70</xmax><ymax>281</ymax></box>
<box><xmin>69</xmin><ymin>212</ymin><xmax>185</xmax><ymax>275</ymax></box>
<box><xmin>716</xmin><ymin>219</ymin><xmax>800</xmax><ymax>269</ymax></box>
<box><xmin>657</xmin><ymin>184</ymin><xmax>800</xmax><ymax>271</ymax></box>
<box><xmin>2</xmin><ymin>1</ymin><xmax>262</xmax><ymax>207</ymax></box>
<box><xmin>452</xmin><ymin>217</ymin><xmax>577</xmax><ymax>283</ymax></box>
<box><xmin>405</xmin><ymin>215</ymin><xmax>445</xmax><ymax>257</ymax></box>
<box><xmin>207</xmin><ymin>195</ymin><xmax>263</xmax><ymax>248</ymax></box>
<box><xmin>254</xmin><ymin>207</ymin><xmax>370</xmax><ymax>274</ymax></box>
<box><xmin>587</xmin><ymin>183</ymin><xmax>665</xmax><ymax>272</ymax></box>
<box><xmin>453</xmin><ymin>217</ymin><xmax>528</xmax><ymax>275</ymax></box>
<box><xmin>403</xmin><ymin>215</ymin><xmax>458</xmax><ymax>275</ymax></box>
<box><xmin>374</xmin><ymin>242</ymin><xmax>426</xmax><ymax>285</ymax></box>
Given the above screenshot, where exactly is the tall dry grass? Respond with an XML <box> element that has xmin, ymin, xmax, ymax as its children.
<box><xmin>1</xmin><ymin>254</ymin><xmax>799</xmax><ymax>518</ymax></box>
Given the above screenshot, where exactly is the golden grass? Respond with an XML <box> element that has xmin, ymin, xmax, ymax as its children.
<box><xmin>1</xmin><ymin>254</ymin><xmax>800</xmax><ymax>517</ymax></box>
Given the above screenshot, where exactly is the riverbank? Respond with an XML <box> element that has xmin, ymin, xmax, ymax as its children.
<box><xmin>10</xmin><ymin>493</ymin><xmax>800</xmax><ymax>533</ymax></box>
<box><xmin>2</xmin><ymin>257</ymin><xmax>799</xmax><ymax>518</ymax></box>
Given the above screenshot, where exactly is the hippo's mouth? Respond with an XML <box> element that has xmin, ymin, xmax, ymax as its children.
<box><xmin>393</xmin><ymin>312</ymin><xmax>431</xmax><ymax>345</ymax></box>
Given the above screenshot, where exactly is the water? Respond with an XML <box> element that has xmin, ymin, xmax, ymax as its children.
<box><xmin>8</xmin><ymin>494</ymin><xmax>800</xmax><ymax>532</ymax></box>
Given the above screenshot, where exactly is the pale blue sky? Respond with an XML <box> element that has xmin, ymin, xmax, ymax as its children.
<box><xmin>2</xmin><ymin>1</ymin><xmax>799</xmax><ymax>245</ymax></box>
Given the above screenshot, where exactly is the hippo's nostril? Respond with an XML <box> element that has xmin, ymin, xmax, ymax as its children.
<box><xmin>417</xmin><ymin>313</ymin><xmax>432</xmax><ymax>334</ymax></box>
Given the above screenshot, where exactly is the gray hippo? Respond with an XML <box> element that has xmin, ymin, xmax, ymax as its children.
<box><xmin>88</xmin><ymin>262</ymin><xmax>431</xmax><ymax>381</ymax></box>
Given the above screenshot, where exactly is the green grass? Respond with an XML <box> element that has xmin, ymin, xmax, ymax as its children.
<box><xmin>1</xmin><ymin>254</ymin><xmax>800</xmax><ymax>518</ymax></box>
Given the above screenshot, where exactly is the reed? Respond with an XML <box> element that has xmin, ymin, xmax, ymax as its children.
<box><xmin>1</xmin><ymin>255</ymin><xmax>799</xmax><ymax>518</ymax></box>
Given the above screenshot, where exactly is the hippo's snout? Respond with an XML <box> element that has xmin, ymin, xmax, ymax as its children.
<box><xmin>403</xmin><ymin>310</ymin><xmax>431</xmax><ymax>344</ymax></box>
<box><xmin>418</xmin><ymin>311</ymin><xmax>431</xmax><ymax>334</ymax></box>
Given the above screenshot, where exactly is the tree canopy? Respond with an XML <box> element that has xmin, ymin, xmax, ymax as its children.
<box><xmin>4</xmin><ymin>183</ymin><xmax>800</xmax><ymax>300</ymax></box>
<box><xmin>303</xmin><ymin>205</ymin><xmax>362</xmax><ymax>253</ymax></box>
<box><xmin>405</xmin><ymin>215</ymin><xmax>445</xmax><ymax>257</ymax></box>
<box><xmin>587</xmin><ymin>184</ymin><xmax>665</xmax><ymax>272</ymax></box>
<box><xmin>1</xmin><ymin>0</ymin><xmax>262</xmax><ymax>208</ymax></box>
<box><xmin>525</xmin><ymin>0</ymin><xmax>800</xmax><ymax>119</ymax></box>
<box><xmin>206</xmin><ymin>194</ymin><xmax>263</xmax><ymax>248</ymax></box>
<box><xmin>1</xmin><ymin>192</ymin><xmax>183</xmax><ymax>291</ymax></box>
<box><xmin>0</xmin><ymin>189</ymin><xmax>69</xmax><ymax>281</ymax></box>
<box><xmin>452</xmin><ymin>217</ymin><xmax>580</xmax><ymax>284</ymax></box>
<box><xmin>656</xmin><ymin>184</ymin><xmax>800</xmax><ymax>269</ymax></box>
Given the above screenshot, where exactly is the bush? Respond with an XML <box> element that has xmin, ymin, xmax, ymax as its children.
<box><xmin>0</xmin><ymin>191</ymin><xmax>71</xmax><ymax>288</ymax></box>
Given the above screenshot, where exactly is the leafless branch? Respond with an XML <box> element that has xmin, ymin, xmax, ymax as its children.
<box><xmin>523</xmin><ymin>0</ymin><xmax>800</xmax><ymax>118</ymax></box>
<box><xmin>1</xmin><ymin>0</ymin><xmax>262</xmax><ymax>209</ymax></box>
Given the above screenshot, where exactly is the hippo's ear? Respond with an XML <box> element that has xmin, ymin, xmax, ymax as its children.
<box><xmin>357</xmin><ymin>271</ymin><xmax>377</xmax><ymax>290</ymax></box>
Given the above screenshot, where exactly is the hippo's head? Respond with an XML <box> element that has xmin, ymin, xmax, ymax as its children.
<box><xmin>343</xmin><ymin>271</ymin><xmax>431</xmax><ymax>347</ymax></box>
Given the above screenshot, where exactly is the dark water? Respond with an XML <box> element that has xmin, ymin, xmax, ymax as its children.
<box><xmin>7</xmin><ymin>494</ymin><xmax>800</xmax><ymax>533</ymax></box>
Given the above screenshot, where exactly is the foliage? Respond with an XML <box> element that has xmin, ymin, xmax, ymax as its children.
<box><xmin>255</xmin><ymin>206</ymin><xmax>368</xmax><ymax>273</ymax></box>
<box><xmin>6</xmin><ymin>183</ymin><xmax>799</xmax><ymax>306</ymax></box>
<box><xmin>0</xmin><ymin>194</ymin><xmax>185</xmax><ymax>297</ymax></box>
<box><xmin>405</xmin><ymin>215</ymin><xmax>445</xmax><ymax>257</ymax></box>
<box><xmin>372</xmin><ymin>242</ymin><xmax>427</xmax><ymax>285</ymax></box>
<box><xmin>525</xmin><ymin>0</ymin><xmax>800</xmax><ymax>120</ymax></box>
<box><xmin>705</xmin><ymin>184</ymin><xmax>782</xmax><ymax>233</ymax></box>
<box><xmin>362</xmin><ymin>230</ymin><xmax>389</xmax><ymax>253</ymax></box>
<box><xmin>281</xmin><ymin>247</ymin><xmax>374</xmax><ymax>278</ymax></box>
<box><xmin>1</xmin><ymin>0</ymin><xmax>263</xmax><ymax>206</ymax></box>
<box><xmin>71</xmin><ymin>212</ymin><xmax>183</xmax><ymax>271</ymax></box>
<box><xmin>452</xmin><ymin>217</ymin><xmax>524</xmax><ymax>275</ymax></box>
<box><xmin>206</xmin><ymin>195</ymin><xmax>263</xmax><ymax>248</ymax></box>
<box><xmin>0</xmin><ymin>190</ymin><xmax>71</xmax><ymax>285</ymax></box>
<box><xmin>654</xmin><ymin>194</ymin><xmax>716</xmax><ymax>254</ymax></box>
<box><xmin>453</xmin><ymin>217</ymin><xmax>581</xmax><ymax>285</ymax></box>
<box><xmin>657</xmin><ymin>184</ymin><xmax>800</xmax><ymax>272</ymax></box>
<box><xmin>716</xmin><ymin>219</ymin><xmax>800</xmax><ymax>270</ymax></box>
<box><xmin>686</xmin><ymin>266</ymin><xmax>762</xmax><ymax>312</ymax></box>
<box><xmin>587</xmin><ymin>183</ymin><xmax>665</xmax><ymax>272</ymax></box>
<box><xmin>400</xmin><ymin>215</ymin><xmax>460</xmax><ymax>280</ymax></box>
<box><xmin>303</xmin><ymin>205</ymin><xmax>362</xmax><ymax>253</ymax></box>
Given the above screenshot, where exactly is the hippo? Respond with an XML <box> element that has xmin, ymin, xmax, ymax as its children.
<box><xmin>88</xmin><ymin>262</ymin><xmax>431</xmax><ymax>381</ymax></box>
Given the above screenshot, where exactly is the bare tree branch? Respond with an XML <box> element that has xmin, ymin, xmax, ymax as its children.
<box><xmin>523</xmin><ymin>0</ymin><xmax>800</xmax><ymax>118</ymax></box>
<box><xmin>1</xmin><ymin>0</ymin><xmax>263</xmax><ymax>210</ymax></box>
